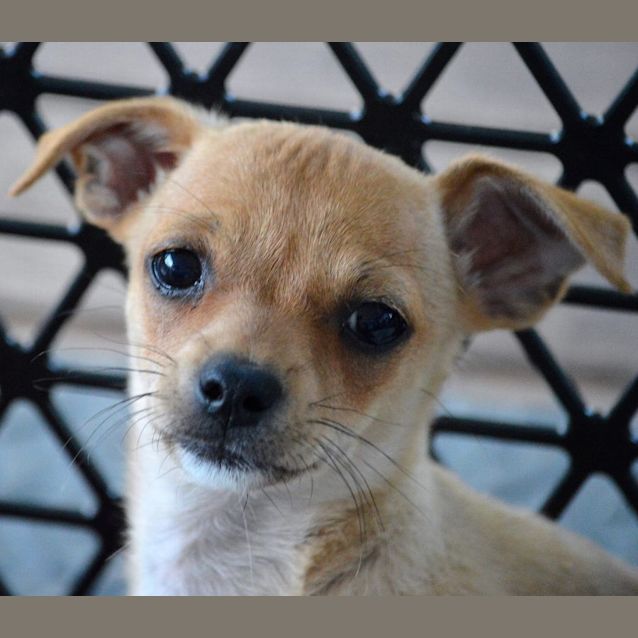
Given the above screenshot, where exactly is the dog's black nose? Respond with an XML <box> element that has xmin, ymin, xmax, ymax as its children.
<box><xmin>198</xmin><ymin>356</ymin><xmax>283</xmax><ymax>428</ymax></box>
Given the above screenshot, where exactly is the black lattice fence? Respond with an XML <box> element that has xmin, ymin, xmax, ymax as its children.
<box><xmin>0</xmin><ymin>42</ymin><xmax>636</xmax><ymax>595</ymax></box>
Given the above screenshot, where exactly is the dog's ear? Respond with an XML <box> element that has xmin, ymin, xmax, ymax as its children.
<box><xmin>9</xmin><ymin>97</ymin><xmax>202</xmax><ymax>238</ymax></box>
<box><xmin>435</xmin><ymin>155</ymin><xmax>632</xmax><ymax>332</ymax></box>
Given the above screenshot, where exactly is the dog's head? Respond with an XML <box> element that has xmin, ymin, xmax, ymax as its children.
<box><xmin>12</xmin><ymin>97</ymin><xmax>631</xmax><ymax>493</ymax></box>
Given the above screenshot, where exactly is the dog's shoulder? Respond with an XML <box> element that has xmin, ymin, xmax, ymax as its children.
<box><xmin>430</xmin><ymin>464</ymin><xmax>638</xmax><ymax>594</ymax></box>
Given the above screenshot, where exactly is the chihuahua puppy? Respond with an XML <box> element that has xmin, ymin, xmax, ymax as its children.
<box><xmin>11</xmin><ymin>97</ymin><xmax>638</xmax><ymax>595</ymax></box>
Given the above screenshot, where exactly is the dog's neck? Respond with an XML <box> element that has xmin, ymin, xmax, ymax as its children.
<box><xmin>127</xmin><ymin>402</ymin><xmax>447</xmax><ymax>595</ymax></box>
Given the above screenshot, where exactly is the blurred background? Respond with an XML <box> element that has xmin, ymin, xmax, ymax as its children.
<box><xmin>0</xmin><ymin>43</ymin><xmax>637</xmax><ymax>595</ymax></box>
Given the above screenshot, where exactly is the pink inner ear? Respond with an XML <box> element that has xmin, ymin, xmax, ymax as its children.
<box><xmin>450</xmin><ymin>177</ymin><xmax>584</xmax><ymax>321</ymax></box>
<box><xmin>81</xmin><ymin>124</ymin><xmax>176</xmax><ymax>218</ymax></box>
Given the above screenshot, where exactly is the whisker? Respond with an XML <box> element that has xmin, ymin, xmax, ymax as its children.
<box><xmin>319</xmin><ymin>435</ymin><xmax>385</xmax><ymax>533</ymax></box>
<box><xmin>166</xmin><ymin>176</ymin><xmax>219</xmax><ymax>220</ymax></box>
<box><xmin>68</xmin><ymin>392</ymin><xmax>157</xmax><ymax>446</ymax></box>
<box><xmin>358</xmin><ymin>456</ymin><xmax>429</xmax><ymax>522</ymax></box>
<box><xmin>314</xmin><ymin>438</ymin><xmax>367</xmax><ymax>549</ymax></box>
<box><xmin>308</xmin><ymin>417</ymin><xmax>427</xmax><ymax>491</ymax></box>
<box><xmin>89</xmin><ymin>405</ymin><xmax>156</xmax><ymax>452</ymax></box>
<box><xmin>31</xmin><ymin>346</ymin><xmax>169</xmax><ymax>369</ymax></box>
<box><xmin>308</xmin><ymin>417</ymin><xmax>431</xmax><ymax>522</ymax></box>
<box><xmin>310</xmin><ymin>402</ymin><xmax>400</xmax><ymax>426</ymax></box>
<box><xmin>239</xmin><ymin>492</ymin><xmax>256</xmax><ymax>590</ymax></box>
<box><xmin>59</xmin><ymin>392</ymin><xmax>158</xmax><ymax>482</ymax></box>
<box><xmin>141</xmin><ymin>204</ymin><xmax>219</xmax><ymax>234</ymax></box>
<box><xmin>80</xmin><ymin>333</ymin><xmax>176</xmax><ymax>365</ymax></box>
<box><xmin>307</xmin><ymin>390</ymin><xmax>350</xmax><ymax>408</ymax></box>
<box><xmin>419</xmin><ymin>386</ymin><xmax>454</xmax><ymax>418</ymax></box>
<box><xmin>32</xmin><ymin>367</ymin><xmax>164</xmax><ymax>389</ymax></box>
<box><xmin>260</xmin><ymin>486</ymin><xmax>284</xmax><ymax>517</ymax></box>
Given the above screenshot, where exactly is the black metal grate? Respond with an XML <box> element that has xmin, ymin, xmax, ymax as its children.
<box><xmin>0</xmin><ymin>42</ymin><xmax>636</xmax><ymax>595</ymax></box>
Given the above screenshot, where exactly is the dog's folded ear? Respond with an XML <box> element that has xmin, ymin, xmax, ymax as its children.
<box><xmin>9</xmin><ymin>97</ymin><xmax>202</xmax><ymax>237</ymax></box>
<box><xmin>436</xmin><ymin>155</ymin><xmax>633</xmax><ymax>332</ymax></box>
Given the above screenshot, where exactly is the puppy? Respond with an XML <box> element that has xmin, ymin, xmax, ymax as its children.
<box><xmin>11</xmin><ymin>97</ymin><xmax>638</xmax><ymax>595</ymax></box>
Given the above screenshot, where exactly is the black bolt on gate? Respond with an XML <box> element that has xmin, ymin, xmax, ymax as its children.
<box><xmin>0</xmin><ymin>42</ymin><xmax>637</xmax><ymax>595</ymax></box>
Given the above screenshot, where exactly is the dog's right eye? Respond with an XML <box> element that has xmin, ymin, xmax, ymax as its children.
<box><xmin>150</xmin><ymin>249</ymin><xmax>203</xmax><ymax>294</ymax></box>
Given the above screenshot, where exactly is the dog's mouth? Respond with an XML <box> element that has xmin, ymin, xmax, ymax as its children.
<box><xmin>178</xmin><ymin>435</ymin><xmax>251</xmax><ymax>471</ymax></box>
<box><xmin>174</xmin><ymin>434</ymin><xmax>314</xmax><ymax>484</ymax></box>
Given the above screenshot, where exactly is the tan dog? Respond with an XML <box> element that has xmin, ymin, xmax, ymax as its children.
<box><xmin>11</xmin><ymin>97</ymin><xmax>638</xmax><ymax>595</ymax></box>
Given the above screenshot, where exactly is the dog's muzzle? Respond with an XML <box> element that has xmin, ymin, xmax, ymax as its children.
<box><xmin>172</xmin><ymin>355</ymin><xmax>290</xmax><ymax>476</ymax></box>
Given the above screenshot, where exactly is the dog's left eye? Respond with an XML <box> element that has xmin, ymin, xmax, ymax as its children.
<box><xmin>345</xmin><ymin>302</ymin><xmax>408</xmax><ymax>348</ymax></box>
<box><xmin>151</xmin><ymin>249</ymin><xmax>203</xmax><ymax>293</ymax></box>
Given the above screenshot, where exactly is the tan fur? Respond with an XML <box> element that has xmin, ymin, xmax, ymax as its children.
<box><xmin>11</xmin><ymin>97</ymin><xmax>638</xmax><ymax>595</ymax></box>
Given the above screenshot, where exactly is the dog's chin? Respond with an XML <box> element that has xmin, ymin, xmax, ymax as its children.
<box><xmin>174</xmin><ymin>439</ymin><xmax>310</xmax><ymax>492</ymax></box>
<box><xmin>176</xmin><ymin>446</ymin><xmax>268</xmax><ymax>492</ymax></box>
